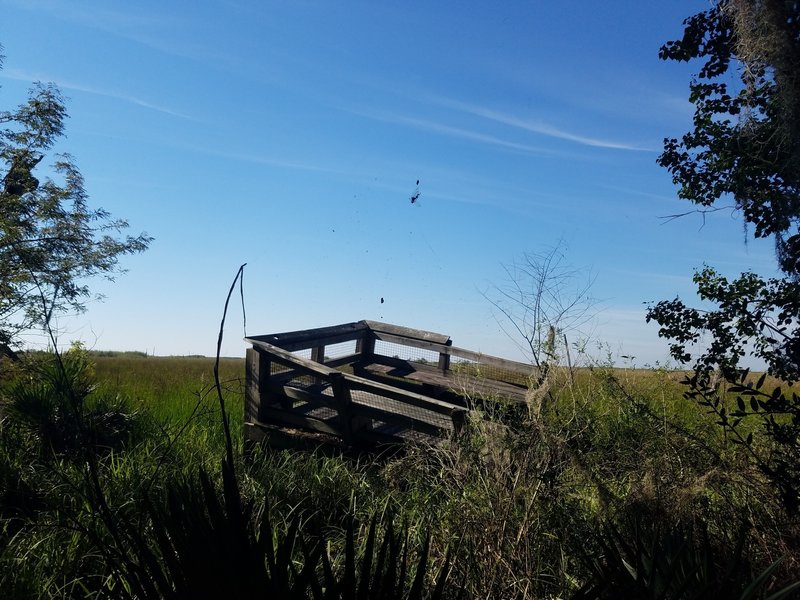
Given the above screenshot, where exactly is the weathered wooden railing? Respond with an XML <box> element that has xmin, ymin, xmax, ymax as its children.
<box><xmin>244</xmin><ymin>320</ymin><xmax>532</xmax><ymax>448</ymax></box>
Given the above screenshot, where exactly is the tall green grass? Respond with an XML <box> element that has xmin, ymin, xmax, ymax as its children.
<box><xmin>1</xmin><ymin>350</ymin><xmax>798</xmax><ymax>597</ymax></box>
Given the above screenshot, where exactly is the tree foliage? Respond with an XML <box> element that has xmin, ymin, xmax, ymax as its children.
<box><xmin>647</xmin><ymin>1</ymin><xmax>800</xmax><ymax>513</ymax></box>
<box><xmin>657</xmin><ymin>0</ymin><xmax>800</xmax><ymax>274</ymax></box>
<box><xmin>0</xmin><ymin>49</ymin><xmax>151</xmax><ymax>352</ymax></box>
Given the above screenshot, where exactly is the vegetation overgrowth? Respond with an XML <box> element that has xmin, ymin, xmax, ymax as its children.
<box><xmin>2</xmin><ymin>2</ymin><xmax>799</xmax><ymax>597</ymax></box>
<box><xmin>1</xmin><ymin>348</ymin><xmax>798</xmax><ymax>598</ymax></box>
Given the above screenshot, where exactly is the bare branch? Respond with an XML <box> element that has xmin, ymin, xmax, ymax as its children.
<box><xmin>658</xmin><ymin>205</ymin><xmax>739</xmax><ymax>227</ymax></box>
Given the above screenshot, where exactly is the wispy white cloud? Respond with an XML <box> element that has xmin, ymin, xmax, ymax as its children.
<box><xmin>1</xmin><ymin>0</ymin><xmax>160</xmax><ymax>28</ymax></box>
<box><xmin>208</xmin><ymin>148</ymin><xmax>345</xmax><ymax>176</ymax></box>
<box><xmin>431</xmin><ymin>96</ymin><xmax>655</xmax><ymax>152</ymax></box>
<box><xmin>3</xmin><ymin>0</ymin><xmax>233</xmax><ymax>66</ymax></box>
<box><xmin>2</xmin><ymin>69</ymin><xmax>196</xmax><ymax>120</ymax></box>
<box><xmin>350</xmin><ymin>108</ymin><xmax>560</xmax><ymax>156</ymax></box>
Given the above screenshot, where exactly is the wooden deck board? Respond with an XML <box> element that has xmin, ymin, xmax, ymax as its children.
<box><xmin>359</xmin><ymin>361</ymin><xmax>528</xmax><ymax>404</ymax></box>
<box><xmin>349</xmin><ymin>389</ymin><xmax>452</xmax><ymax>429</ymax></box>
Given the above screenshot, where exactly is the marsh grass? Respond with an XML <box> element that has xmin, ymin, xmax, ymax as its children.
<box><xmin>92</xmin><ymin>355</ymin><xmax>244</xmax><ymax>425</ymax></box>
<box><xmin>1</xmin><ymin>351</ymin><xmax>798</xmax><ymax>597</ymax></box>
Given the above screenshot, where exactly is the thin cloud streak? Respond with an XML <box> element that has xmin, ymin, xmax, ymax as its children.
<box><xmin>162</xmin><ymin>143</ymin><xmax>347</xmax><ymax>176</ymax></box>
<box><xmin>432</xmin><ymin>96</ymin><xmax>655</xmax><ymax>151</ymax></box>
<box><xmin>2</xmin><ymin>69</ymin><xmax>196</xmax><ymax>121</ymax></box>
<box><xmin>351</xmin><ymin>108</ymin><xmax>559</xmax><ymax>156</ymax></box>
<box><xmin>3</xmin><ymin>0</ymin><xmax>234</xmax><ymax>69</ymax></box>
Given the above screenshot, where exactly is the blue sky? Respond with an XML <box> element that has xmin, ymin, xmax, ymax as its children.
<box><xmin>0</xmin><ymin>1</ymin><xmax>780</xmax><ymax>365</ymax></box>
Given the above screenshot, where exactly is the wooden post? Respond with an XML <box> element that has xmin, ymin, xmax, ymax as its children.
<box><xmin>354</xmin><ymin>331</ymin><xmax>375</xmax><ymax>378</ymax></box>
<box><xmin>245</xmin><ymin>348</ymin><xmax>270</xmax><ymax>443</ymax></box>
<box><xmin>311</xmin><ymin>345</ymin><xmax>325</xmax><ymax>363</ymax></box>
<box><xmin>356</xmin><ymin>333</ymin><xmax>375</xmax><ymax>361</ymax></box>
<box><xmin>438</xmin><ymin>340</ymin><xmax>452</xmax><ymax>374</ymax></box>
<box><xmin>330</xmin><ymin>372</ymin><xmax>370</xmax><ymax>444</ymax></box>
<box><xmin>311</xmin><ymin>345</ymin><xmax>325</xmax><ymax>387</ymax></box>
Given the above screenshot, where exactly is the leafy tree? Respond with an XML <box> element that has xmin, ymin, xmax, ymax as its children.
<box><xmin>0</xmin><ymin>48</ymin><xmax>151</xmax><ymax>355</ymax></box>
<box><xmin>646</xmin><ymin>1</ymin><xmax>800</xmax><ymax>512</ymax></box>
<box><xmin>657</xmin><ymin>0</ymin><xmax>799</xmax><ymax>274</ymax></box>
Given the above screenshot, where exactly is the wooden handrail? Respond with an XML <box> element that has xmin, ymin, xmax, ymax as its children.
<box><xmin>250</xmin><ymin>338</ymin><xmax>465</xmax><ymax>418</ymax></box>
<box><xmin>447</xmin><ymin>346</ymin><xmax>533</xmax><ymax>375</ymax></box>
<box><xmin>363</xmin><ymin>320</ymin><xmax>451</xmax><ymax>345</ymax></box>
<box><xmin>246</xmin><ymin>321</ymin><xmax>368</xmax><ymax>352</ymax></box>
<box><xmin>344</xmin><ymin>373</ymin><xmax>465</xmax><ymax>417</ymax></box>
<box><xmin>247</xmin><ymin>339</ymin><xmax>342</xmax><ymax>378</ymax></box>
<box><xmin>245</xmin><ymin>321</ymin><xmax>528</xmax><ymax>448</ymax></box>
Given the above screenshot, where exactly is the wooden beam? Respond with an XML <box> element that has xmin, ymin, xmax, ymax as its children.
<box><xmin>356</xmin><ymin>333</ymin><xmax>375</xmax><ymax>360</ymax></box>
<box><xmin>265</xmin><ymin>381</ymin><xmax>338</xmax><ymax>410</ymax></box>
<box><xmin>248</xmin><ymin>339</ymin><xmax>341</xmax><ymax>378</ymax></box>
<box><xmin>246</xmin><ymin>322</ymin><xmax>368</xmax><ymax>351</ymax></box>
<box><xmin>363</xmin><ymin>320</ymin><xmax>450</xmax><ymax>345</ymax></box>
<box><xmin>370</xmin><ymin>330</ymin><xmax>453</xmax><ymax>355</ymax></box>
<box><xmin>253</xmin><ymin>408</ymin><xmax>344</xmax><ymax>437</ymax></box>
<box><xmin>349</xmin><ymin>402</ymin><xmax>449</xmax><ymax>437</ymax></box>
<box><xmin>344</xmin><ymin>372</ymin><xmax>465</xmax><ymax>417</ymax></box>
<box><xmin>245</xmin><ymin>348</ymin><xmax>271</xmax><ymax>424</ymax></box>
<box><xmin>438</xmin><ymin>351</ymin><xmax>451</xmax><ymax>373</ymax></box>
<box><xmin>331</xmin><ymin>372</ymin><xmax>371</xmax><ymax>440</ymax></box>
<box><xmin>358</xmin><ymin>361</ymin><xmax>527</xmax><ymax>403</ymax></box>
<box><xmin>324</xmin><ymin>353</ymin><xmax>361</xmax><ymax>369</ymax></box>
<box><xmin>447</xmin><ymin>346</ymin><xmax>533</xmax><ymax>375</ymax></box>
<box><xmin>311</xmin><ymin>346</ymin><xmax>325</xmax><ymax>363</ymax></box>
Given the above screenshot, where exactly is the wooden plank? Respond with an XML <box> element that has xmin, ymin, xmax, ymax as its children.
<box><xmin>253</xmin><ymin>408</ymin><xmax>344</xmax><ymax>437</ymax></box>
<box><xmin>363</xmin><ymin>370</ymin><xmax>461</xmax><ymax>401</ymax></box>
<box><xmin>247</xmin><ymin>322</ymin><xmax>367</xmax><ymax>351</ymax></box>
<box><xmin>258</xmin><ymin>388</ymin><xmax>447</xmax><ymax>441</ymax></box>
<box><xmin>370</xmin><ymin>340</ymin><xmax>532</xmax><ymax>376</ymax></box>
<box><xmin>249</xmin><ymin>332</ymin><xmax>362</xmax><ymax>353</ymax></box>
<box><xmin>438</xmin><ymin>351</ymin><xmax>450</xmax><ymax>372</ymax></box>
<box><xmin>266</xmin><ymin>381</ymin><xmax>338</xmax><ymax>410</ymax></box>
<box><xmin>356</xmin><ymin>334</ymin><xmax>375</xmax><ymax>359</ymax></box>
<box><xmin>447</xmin><ymin>346</ymin><xmax>533</xmax><ymax>375</ymax></box>
<box><xmin>371</xmin><ymin>330</ymin><xmax>453</xmax><ymax>355</ymax></box>
<box><xmin>267</xmin><ymin>369</ymin><xmax>453</xmax><ymax>431</ymax></box>
<box><xmin>359</xmin><ymin>360</ymin><xmax>443</xmax><ymax>385</ymax></box>
<box><xmin>244</xmin><ymin>422</ymin><xmax>346</xmax><ymax>452</ymax></box>
<box><xmin>331</xmin><ymin>371</ymin><xmax>369</xmax><ymax>441</ymax></box>
<box><xmin>348</xmin><ymin>387</ymin><xmax>451</xmax><ymax>424</ymax></box>
<box><xmin>359</xmin><ymin>361</ymin><xmax>528</xmax><ymax>403</ymax></box>
<box><xmin>245</xmin><ymin>348</ymin><xmax>267</xmax><ymax>424</ymax></box>
<box><xmin>248</xmin><ymin>339</ymin><xmax>341</xmax><ymax>378</ymax></box>
<box><xmin>248</xmin><ymin>321</ymin><xmax>366</xmax><ymax>344</ymax></box>
<box><xmin>311</xmin><ymin>346</ymin><xmax>325</xmax><ymax>363</ymax></box>
<box><xmin>351</xmin><ymin>362</ymin><xmax>466</xmax><ymax>405</ymax></box>
<box><xmin>324</xmin><ymin>353</ymin><xmax>361</xmax><ymax>369</ymax></box>
<box><xmin>344</xmin><ymin>372</ymin><xmax>465</xmax><ymax>417</ymax></box>
<box><xmin>363</xmin><ymin>320</ymin><xmax>451</xmax><ymax>345</ymax></box>
<box><xmin>349</xmin><ymin>402</ymin><xmax>448</xmax><ymax>437</ymax></box>
<box><xmin>445</xmin><ymin>374</ymin><xmax>529</xmax><ymax>403</ymax></box>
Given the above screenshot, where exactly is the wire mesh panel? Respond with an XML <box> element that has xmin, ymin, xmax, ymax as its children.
<box><xmin>270</xmin><ymin>361</ymin><xmax>292</xmax><ymax>376</ymax></box>
<box><xmin>352</xmin><ymin>388</ymin><xmax>448</xmax><ymax>426</ymax></box>
<box><xmin>373</xmin><ymin>340</ymin><xmax>440</xmax><ymax>365</ymax></box>
<box><xmin>450</xmin><ymin>358</ymin><xmax>531</xmax><ymax>388</ymax></box>
<box><xmin>322</xmin><ymin>340</ymin><xmax>358</xmax><ymax>361</ymax></box>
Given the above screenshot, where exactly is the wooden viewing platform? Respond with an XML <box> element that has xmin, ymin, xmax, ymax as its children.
<box><xmin>244</xmin><ymin>320</ymin><xmax>533</xmax><ymax>449</ymax></box>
